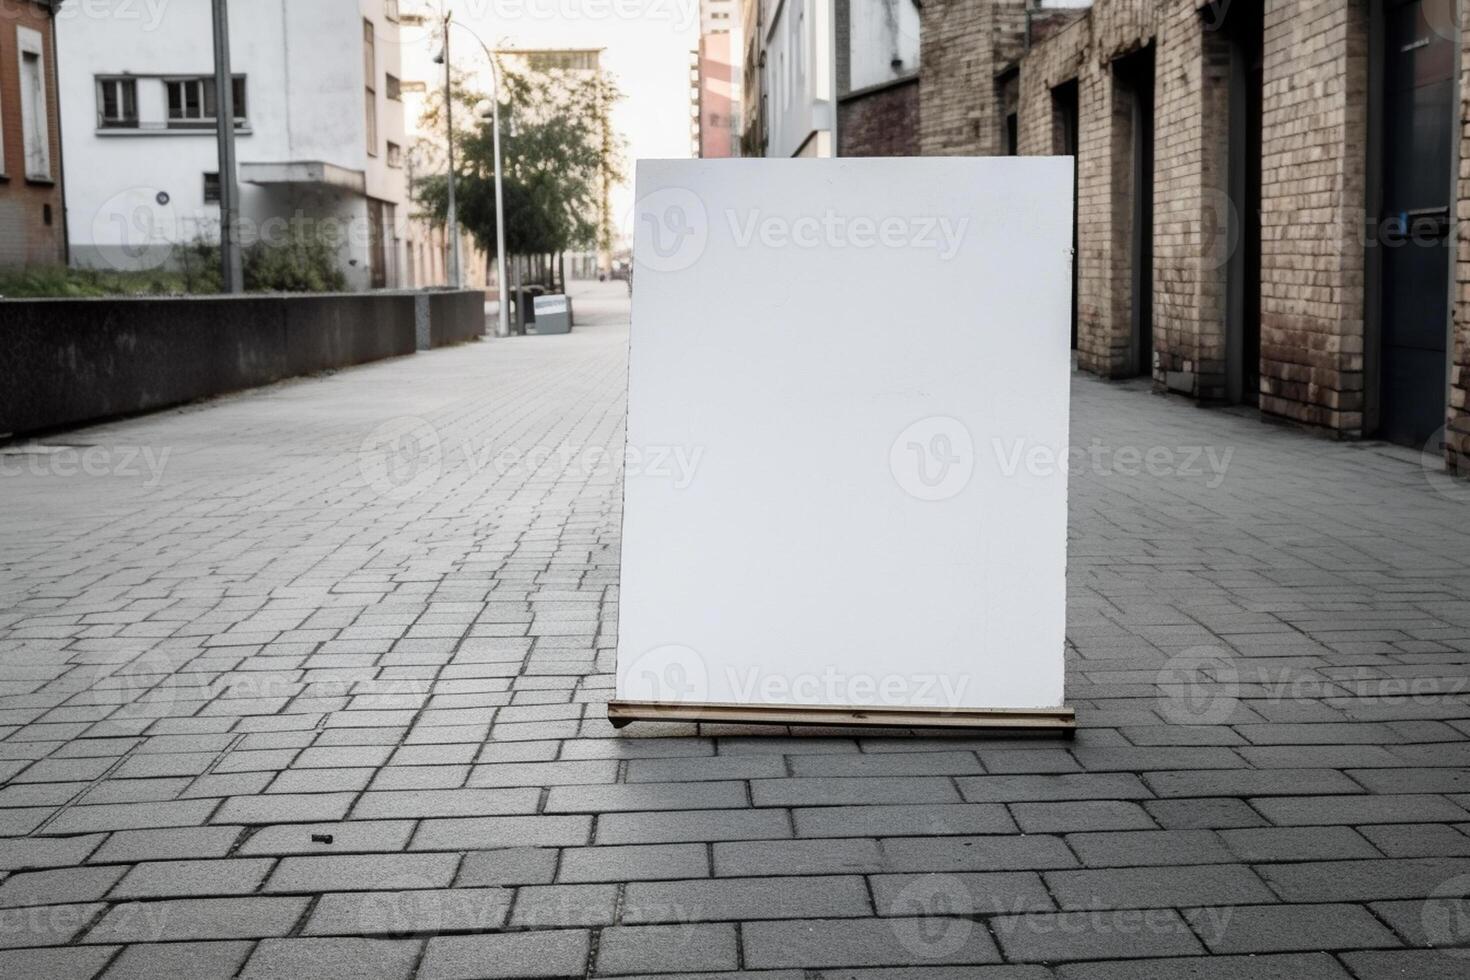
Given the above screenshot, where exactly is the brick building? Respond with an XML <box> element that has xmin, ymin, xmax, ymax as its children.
<box><xmin>0</xmin><ymin>0</ymin><xmax>65</xmax><ymax>268</ymax></box>
<box><xmin>919</xmin><ymin>0</ymin><xmax>1468</xmax><ymax>467</ymax></box>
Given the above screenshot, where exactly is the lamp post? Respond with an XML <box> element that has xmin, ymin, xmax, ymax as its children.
<box><xmin>210</xmin><ymin>0</ymin><xmax>243</xmax><ymax>292</ymax></box>
<box><xmin>434</xmin><ymin>12</ymin><xmax>461</xmax><ymax>288</ymax></box>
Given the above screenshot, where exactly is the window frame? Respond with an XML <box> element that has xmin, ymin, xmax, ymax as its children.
<box><xmin>17</xmin><ymin>26</ymin><xmax>51</xmax><ymax>182</ymax></box>
<box><xmin>364</xmin><ymin>19</ymin><xmax>378</xmax><ymax>157</ymax></box>
<box><xmin>165</xmin><ymin>75</ymin><xmax>247</xmax><ymax>130</ymax></box>
<box><xmin>97</xmin><ymin>76</ymin><xmax>139</xmax><ymax>129</ymax></box>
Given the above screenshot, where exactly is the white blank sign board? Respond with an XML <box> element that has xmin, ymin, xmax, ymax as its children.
<box><xmin>615</xmin><ymin>157</ymin><xmax>1073</xmax><ymax>722</ymax></box>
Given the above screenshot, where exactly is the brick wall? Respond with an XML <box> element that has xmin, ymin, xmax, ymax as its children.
<box><xmin>0</xmin><ymin>0</ymin><xmax>65</xmax><ymax>268</ymax></box>
<box><xmin>918</xmin><ymin>0</ymin><xmax>1027</xmax><ymax>155</ymax></box>
<box><xmin>1257</xmin><ymin>0</ymin><xmax>1369</xmax><ymax>435</ymax></box>
<box><xmin>1452</xmin><ymin>0</ymin><xmax>1470</xmax><ymax>470</ymax></box>
<box><xmin>839</xmin><ymin>78</ymin><xmax>921</xmax><ymax>156</ymax></box>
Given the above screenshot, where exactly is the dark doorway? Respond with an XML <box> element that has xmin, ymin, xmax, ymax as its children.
<box><xmin>1116</xmin><ymin>47</ymin><xmax>1155</xmax><ymax>377</ymax></box>
<box><xmin>1376</xmin><ymin>0</ymin><xmax>1453</xmax><ymax>446</ymax></box>
<box><xmin>1224</xmin><ymin>0</ymin><xmax>1263</xmax><ymax>405</ymax></box>
<box><xmin>368</xmin><ymin>198</ymin><xmax>388</xmax><ymax>290</ymax></box>
<box><xmin>1052</xmin><ymin>80</ymin><xmax>1081</xmax><ymax>350</ymax></box>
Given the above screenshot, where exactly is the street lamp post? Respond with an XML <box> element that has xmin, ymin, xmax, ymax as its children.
<box><xmin>437</xmin><ymin>12</ymin><xmax>461</xmax><ymax>289</ymax></box>
<box><xmin>210</xmin><ymin>0</ymin><xmax>243</xmax><ymax>293</ymax></box>
<box><xmin>446</xmin><ymin>19</ymin><xmax>510</xmax><ymax>339</ymax></box>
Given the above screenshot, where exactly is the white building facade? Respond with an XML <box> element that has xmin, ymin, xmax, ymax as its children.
<box><xmin>762</xmin><ymin>0</ymin><xmax>834</xmax><ymax>158</ymax></box>
<box><xmin>58</xmin><ymin>0</ymin><xmax>409</xmax><ymax>290</ymax></box>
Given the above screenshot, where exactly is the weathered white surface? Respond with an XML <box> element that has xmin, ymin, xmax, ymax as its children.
<box><xmin>618</xmin><ymin>157</ymin><xmax>1074</xmax><ymax>712</ymax></box>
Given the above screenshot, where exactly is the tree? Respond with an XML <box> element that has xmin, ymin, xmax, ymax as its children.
<box><xmin>413</xmin><ymin>57</ymin><xmax>625</xmax><ymax>274</ymax></box>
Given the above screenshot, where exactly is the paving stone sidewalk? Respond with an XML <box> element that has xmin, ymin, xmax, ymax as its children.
<box><xmin>2</xmin><ymin>280</ymin><xmax>1469</xmax><ymax>979</ymax></box>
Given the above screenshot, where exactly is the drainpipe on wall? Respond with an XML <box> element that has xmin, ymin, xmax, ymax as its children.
<box><xmin>48</xmin><ymin>0</ymin><xmax>69</xmax><ymax>266</ymax></box>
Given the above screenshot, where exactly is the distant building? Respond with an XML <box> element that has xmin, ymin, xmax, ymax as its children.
<box><xmin>58</xmin><ymin>0</ymin><xmax>409</xmax><ymax>289</ymax></box>
<box><xmin>0</xmin><ymin>0</ymin><xmax>65</xmax><ymax>268</ymax></box>
<box><xmin>692</xmin><ymin>0</ymin><xmax>739</xmax><ymax>158</ymax></box>
<box><xmin>741</xmin><ymin>0</ymin><xmax>917</xmax><ymax>159</ymax></box>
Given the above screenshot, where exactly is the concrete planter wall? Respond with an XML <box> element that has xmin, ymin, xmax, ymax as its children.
<box><xmin>1</xmin><ymin>289</ymin><xmax>485</xmax><ymax>437</ymax></box>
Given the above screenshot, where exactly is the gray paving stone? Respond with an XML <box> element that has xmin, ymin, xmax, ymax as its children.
<box><xmin>1053</xmin><ymin>952</ymin><xmax>1355</xmax><ymax>980</ymax></box>
<box><xmin>509</xmin><ymin>883</ymin><xmax>618</xmax><ymax>927</ymax></box>
<box><xmin>89</xmin><ymin>826</ymin><xmax>243</xmax><ymax>864</ymax></box>
<box><xmin>558</xmin><ymin>842</ymin><xmax>707</xmax><ymax>882</ymax></box>
<box><xmin>547</xmin><ymin>781</ymin><xmax>748</xmax><ymax>813</ymax></box>
<box><xmin>110</xmin><ymin>858</ymin><xmax>274</xmax><ymax>898</ymax></box>
<box><xmin>1250</xmin><ymin>794</ymin><xmax>1469</xmax><ymax>826</ymax></box>
<box><xmin>991</xmin><ymin>907</ymin><xmax>1203</xmax><ymax>962</ymax></box>
<box><xmin>102</xmin><ymin>941</ymin><xmax>253</xmax><ymax>980</ymax></box>
<box><xmin>957</xmin><ymin>773</ymin><xmax>1152</xmax><ymax>803</ymax></box>
<box><xmin>793</xmin><ymin>803</ymin><xmax>1015</xmax><ymax>838</ymax></box>
<box><xmin>266</xmin><ymin>853</ymin><xmax>459</xmax><ymax>892</ymax></box>
<box><xmin>1185</xmin><ymin>903</ymin><xmax>1401</xmax><ymax>954</ymax></box>
<box><xmin>743</xmin><ymin>916</ymin><xmax>1000</xmax><ymax>968</ymax></box>
<box><xmin>1043</xmin><ymin>864</ymin><xmax>1275</xmax><ymax>910</ymax></box>
<box><xmin>455</xmin><ymin>847</ymin><xmax>559</xmax><ymax>886</ymax></box>
<box><xmin>43</xmin><ymin>799</ymin><xmax>218</xmax><ymax>834</ymax></box>
<box><xmin>753</xmin><ymin>777</ymin><xmax>962</xmax><ymax>807</ymax></box>
<box><xmin>1259</xmin><ymin>857</ymin><xmax>1470</xmax><ymax>902</ymax></box>
<box><xmin>713</xmin><ymin>838</ymin><xmax>883</xmax><ymax>876</ymax></box>
<box><xmin>84</xmin><ymin>896</ymin><xmax>308</xmax><ymax>942</ymax></box>
<box><xmin>1065</xmin><ymin>829</ymin><xmax>1234</xmax><ymax>867</ymax></box>
<box><xmin>411</xmin><ymin>815</ymin><xmax>592</xmax><ymax>850</ymax></box>
<box><xmin>880</xmin><ymin>835</ymin><xmax>1077</xmax><ymax>872</ymax></box>
<box><xmin>305</xmin><ymin>887</ymin><xmax>510</xmax><ymax>936</ymax></box>
<box><xmin>0</xmin><ymin>835</ymin><xmax>104</xmax><ymax>871</ymax></box>
<box><xmin>622</xmin><ymin>875</ymin><xmax>871</xmax><ymax>923</ymax></box>
<box><xmin>1142</xmin><ymin>769</ymin><xmax>1362</xmax><ymax>798</ymax></box>
<box><xmin>213</xmin><ymin>793</ymin><xmax>356</xmax><ymax>825</ymax></box>
<box><xmin>870</xmin><ymin>871</ymin><xmax>1055</xmax><ymax>915</ymax></box>
<box><xmin>0</xmin><ymin>865</ymin><xmax>125</xmax><ymax>907</ymax></box>
<box><xmin>596</xmin><ymin>923</ymin><xmax>739</xmax><ymax>975</ymax></box>
<box><xmin>240</xmin><ymin>937</ymin><xmax>420</xmax><ymax>980</ymax></box>
<box><xmin>0</xmin><ymin>902</ymin><xmax>102</xmax><ymax>948</ymax></box>
<box><xmin>1339</xmin><ymin>950</ymin><xmax>1467</xmax><ymax>980</ymax></box>
<box><xmin>237</xmin><ymin>820</ymin><xmax>415</xmax><ymax>856</ymax></box>
<box><xmin>595</xmin><ymin>808</ymin><xmax>789</xmax><ymax>844</ymax></box>
<box><xmin>1219</xmin><ymin>826</ymin><xmax>1380</xmax><ymax>862</ymax></box>
<box><xmin>1011</xmin><ymin>800</ymin><xmax>1155</xmax><ymax>833</ymax></box>
<box><xmin>419</xmin><ymin>929</ymin><xmax>591</xmax><ymax>979</ymax></box>
<box><xmin>1358</xmin><ymin>822</ymin><xmax>1470</xmax><ymax>857</ymax></box>
<box><xmin>0</xmin><ymin>945</ymin><xmax>118</xmax><ymax>980</ymax></box>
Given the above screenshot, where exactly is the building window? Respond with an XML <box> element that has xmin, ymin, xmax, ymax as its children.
<box><xmin>386</xmin><ymin>141</ymin><xmax>402</xmax><ymax>168</ymax></box>
<box><xmin>385</xmin><ymin>0</ymin><xmax>400</xmax><ymax>20</ymax></box>
<box><xmin>386</xmin><ymin>74</ymin><xmax>401</xmax><ymax>101</ymax></box>
<box><xmin>364</xmin><ymin>19</ymin><xmax>378</xmax><ymax>156</ymax></box>
<box><xmin>97</xmin><ymin>78</ymin><xmax>139</xmax><ymax>128</ymax></box>
<box><xmin>203</xmin><ymin>172</ymin><xmax>221</xmax><ymax>204</ymax></box>
<box><xmin>166</xmin><ymin>76</ymin><xmax>247</xmax><ymax>128</ymax></box>
<box><xmin>18</xmin><ymin>27</ymin><xmax>51</xmax><ymax>181</ymax></box>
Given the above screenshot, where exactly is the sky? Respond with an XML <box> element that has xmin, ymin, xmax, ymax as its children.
<box><xmin>397</xmin><ymin>0</ymin><xmax>704</xmax><ymax>245</ymax></box>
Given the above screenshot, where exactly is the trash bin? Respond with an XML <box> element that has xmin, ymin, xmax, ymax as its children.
<box><xmin>513</xmin><ymin>288</ymin><xmax>537</xmax><ymax>335</ymax></box>
<box><xmin>532</xmin><ymin>293</ymin><xmax>571</xmax><ymax>335</ymax></box>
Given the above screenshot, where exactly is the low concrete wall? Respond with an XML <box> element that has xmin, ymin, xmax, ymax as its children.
<box><xmin>1</xmin><ymin>290</ymin><xmax>485</xmax><ymax>437</ymax></box>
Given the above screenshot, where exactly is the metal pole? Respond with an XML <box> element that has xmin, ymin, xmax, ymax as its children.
<box><xmin>211</xmin><ymin>0</ymin><xmax>243</xmax><ymax>292</ymax></box>
<box><xmin>489</xmin><ymin>63</ymin><xmax>509</xmax><ymax>338</ymax></box>
<box><xmin>443</xmin><ymin>12</ymin><xmax>461</xmax><ymax>288</ymax></box>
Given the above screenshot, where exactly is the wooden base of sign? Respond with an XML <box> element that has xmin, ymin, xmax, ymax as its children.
<box><xmin>607</xmin><ymin>700</ymin><xmax>1076</xmax><ymax>735</ymax></box>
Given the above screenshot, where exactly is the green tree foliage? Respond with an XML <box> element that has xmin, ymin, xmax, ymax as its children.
<box><xmin>414</xmin><ymin>57</ymin><xmax>625</xmax><ymax>261</ymax></box>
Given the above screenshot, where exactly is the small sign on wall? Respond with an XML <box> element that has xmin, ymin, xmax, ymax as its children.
<box><xmin>611</xmin><ymin>157</ymin><xmax>1075</xmax><ymax>732</ymax></box>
